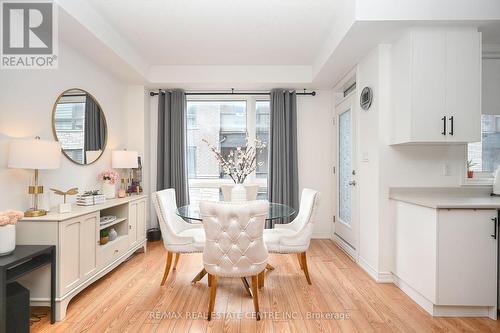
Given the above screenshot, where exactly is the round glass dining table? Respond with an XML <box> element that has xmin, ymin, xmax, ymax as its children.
<box><xmin>177</xmin><ymin>202</ymin><xmax>296</xmax><ymax>225</ymax></box>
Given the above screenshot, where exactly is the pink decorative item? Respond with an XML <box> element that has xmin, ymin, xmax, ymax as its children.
<box><xmin>98</xmin><ymin>170</ymin><xmax>120</xmax><ymax>184</ymax></box>
<box><xmin>0</xmin><ymin>210</ymin><xmax>24</xmax><ymax>256</ymax></box>
<box><xmin>99</xmin><ymin>170</ymin><xmax>119</xmax><ymax>199</ymax></box>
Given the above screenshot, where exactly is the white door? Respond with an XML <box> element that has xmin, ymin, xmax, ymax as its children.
<box><xmin>335</xmin><ymin>95</ymin><xmax>358</xmax><ymax>254</ymax></box>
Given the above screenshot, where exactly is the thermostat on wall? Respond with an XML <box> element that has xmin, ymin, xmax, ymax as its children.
<box><xmin>360</xmin><ymin>87</ymin><xmax>373</xmax><ymax>110</ymax></box>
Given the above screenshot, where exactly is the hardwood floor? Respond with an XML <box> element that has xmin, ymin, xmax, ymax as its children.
<box><xmin>31</xmin><ymin>240</ymin><xmax>500</xmax><ymax>333</ymax></box>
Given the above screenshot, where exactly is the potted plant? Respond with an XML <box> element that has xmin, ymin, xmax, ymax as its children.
<box><xmin>98</xmin><ymin>170</ymin><xmax>119</xmax><ymax>199</ymax></box>
<box><xmin>100</xmin><ymin>229</ymin><xmax>109</xmax><ymax>245</ymax></box>
<box><xmin>0</xmin><ymin>210</ymin><xmax>24</xmax><ymax>256</ymax></box>
<box><xmin>203</xmin><ymin>137</ymin><xmax>266</xmax><ymax>202</ymax></box>
<box><xmin>467</xmin><ymin>160</ymin><xmax>477</xmax><ymax>179</ymax></box>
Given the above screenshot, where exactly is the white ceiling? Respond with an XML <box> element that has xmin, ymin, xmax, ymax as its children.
<box><xmin>86</xmin><ymin>0</ymin><xmax>341</xmax><ymax>65</ymax></box>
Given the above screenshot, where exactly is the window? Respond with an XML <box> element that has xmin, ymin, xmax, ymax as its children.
<box><xmin>54</xmin><ymin>96</ymin><xmax>86</xmax><ymax>164</ymax></box>
<box><xmin>186</xmin><ymin>98</ymin><xmax>270</xmax><ymax>204</ymax></box>
<box><xmin>256</xmin><ymin>101</ymin><xmax>270</xmax><ymax>179</ymax></box>
<box><xmin>467</xmin><ymin>115</ymin><xmax>500</xmax><ymax>178</ymax></box>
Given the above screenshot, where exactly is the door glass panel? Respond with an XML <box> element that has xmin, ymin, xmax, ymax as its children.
<box><xmin>339</xmin><ymin>109</ymin><xmax>352</xmax><ymax>225</ymax></box>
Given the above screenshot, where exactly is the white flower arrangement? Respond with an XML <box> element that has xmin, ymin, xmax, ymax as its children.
<box><xmin>203</xmin><ymin>137</ymin><xmax>266</xmax><ymax>184</ymax></box>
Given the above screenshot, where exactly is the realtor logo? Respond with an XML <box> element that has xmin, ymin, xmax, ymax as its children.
<box><xmin>1</xmin><ymin>1</ymin><xmax>58</xmax><ymax>69</ymax></box>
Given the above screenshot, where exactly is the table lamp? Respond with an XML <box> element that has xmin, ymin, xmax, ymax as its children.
<box><xmin>8</xmin><ymin>137</ymin><xmax>61</xmax><ymax>217</ymax></box>
<box><xmin>112</xmin><ymin>150</ymin><xmax>138</xmax><ymax>197</ymax></box>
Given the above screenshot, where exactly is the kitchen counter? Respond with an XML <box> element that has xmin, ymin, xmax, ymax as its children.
<box><xmin>389</xmin><ymin>187</ymin><xmax>500</xmax><ymax>209</ymax></box>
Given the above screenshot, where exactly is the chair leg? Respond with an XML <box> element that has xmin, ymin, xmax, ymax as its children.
<box><xmin>160</xmin><ymin>252</ymin><xmax>173</xmax><ymax>286</ymax></box>
<box><xmin>191</xmin><ymin>268</ymin><xmax>207</xmax><ymax>285</ymax></box>
<box><xmin>173</xmin><ymin>253</ymin><xmax>181</xmax><ymax>271</ymax></box>
<box><xmin>258</xmin><ymin>271</ymin><xmax>265</xmax><ymax>289</ymax></box>
<box><xmin>251</xmin><ymin>275</ymin><xmax>260</xmax><ymax>320</ymax></box>
<box><xmin>241</xmin><ymin>277</ymin><xmax>252</xmax><ymax>297</ymax></box>
<box><xmin>300</xmin><ymin>252</ymin><xmax>312</xmax><ymax>285</ymax></box>
<box><xmin>265</xmin><ymin>263</ymin><xmax>275</xmax><ymax>271</ymax></box>
<box><xmin>207</xmin><ymin>274</ymin><xmax>217</xmax><ymax>321</ymax></box>
<box><xmin>297</xmin><ymin>253</ymin><xmax>304</xmax><ymax>270</ymax></box>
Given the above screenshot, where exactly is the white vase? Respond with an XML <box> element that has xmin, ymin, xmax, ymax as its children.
<box><xmin>0</xmin><ymin>224</ymin><xmax>16</xmax><ymax>256</ymax></box>
<box><xmin>231</xmin><ymin>184</ymin><xmax>247</xmax><ymax>203</ymax></box>
<box><xmin>102</xmin><ymin>180</ymin><xmax>116</xmax><ymax>199</ymax></box>
<box><xmin>108</xmin><ymin>228</ymin><xmax>118</xmax><ymax>241</ymax></box>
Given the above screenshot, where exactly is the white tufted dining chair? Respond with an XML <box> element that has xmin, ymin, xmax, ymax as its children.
<box><xmin>199</xmin><ymin>200</ymin><xmax>269</xmax><ymax>321</ymax></box>
<box><xmin>152</xmin><ymin>189</ymin><xmax>205</xmax><ymax>286</ymax></box>
<box><xmin>263</xmin><ymin>188</ymin><xmax>320</xmax><ymax>285</ymax></box>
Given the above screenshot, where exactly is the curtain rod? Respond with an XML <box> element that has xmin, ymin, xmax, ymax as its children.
<box><xmin>149</xmin><ymin>89</ymin><xmax>316</xmax><ymax>97</ymax></box>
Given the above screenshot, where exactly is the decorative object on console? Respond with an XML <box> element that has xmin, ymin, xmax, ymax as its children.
<box><xmin>52</xmin><ymin>88</ymin><xmax>107</xmax><ymax>165</ymax></box>
<box><xmin>50</xmin><ymin>187</ymin><xmax>78</xmax><ymax>213</ymax></box>
<box><xmin>77</xmin><ymin>191</ymin><xmax>106</xmax><ymax>206</ymax></box>
<box><xmin>100</xmin><ymin>215</ymin><xmax>117</xmax><ymax>227</ymax></box>
<box><xmin>0</xmin><ymin>210</ymin><xmax>24</xmax><ymax>256</ymax></box>
<box><xmin>112</xmin><ymin>150</ymin><xmax>138</xmax><ymax>197</ymax></box>
<box><xmin>466</xmin><ymin>160</ymin><xmax>476</xmax><ymax>179</ymax></box>
<box><xmin>108</xmin><ymin>228</ymin><xmax>118</xmax><ymax>241</ymax></box>
<box><xmin>99</xmin><ymin>170</ymin><xmax>119</xmax><ymax>199</ymax></box>
<box><xmin>203</xmin><ymin>137</ymin><xmax>265</xmax><ymax>202</ymax></box>
<box><xmin>130</xmin><ymin>156</ymin><xmax>143</xmax><ymax>194</ymax></box>
<box><xmin>99</xmin><ymin>229</ymin><xmax>109</xmax><ymax>245</ymax></box>
<box><xmin>8</xmin><ymin>137</ymin><xmax>61</xmax><ymax>217</ymax></box>
<box><xmin>493</xmin><ymin>166</ymin><xmax>500</xmax><ymax>195</ymax></box>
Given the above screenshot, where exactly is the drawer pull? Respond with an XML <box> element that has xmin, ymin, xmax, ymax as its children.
<box><xmin>114</xmin><ymin>249</ymin><xmax>119</xmax><ymax>253</ymax></box>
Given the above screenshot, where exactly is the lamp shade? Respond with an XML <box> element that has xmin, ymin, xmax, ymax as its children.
<box><xmin>8</xmin><ymin>138</ymin><xmax>61</xmax><ymax>169</ymax></box>
<box><xmin>112</xmin><ymin>150</ymin><xmax>138</xmax><ymax>169</ymax></box>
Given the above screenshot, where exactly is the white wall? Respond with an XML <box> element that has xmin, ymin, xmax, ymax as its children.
<box><xmin>353</xmin><ymin>43</ymin><xmax>469</xmax><ymax>278</ymax></box>
<box><xmin>0</xmin><ymin>41</ymin><xmax>144</xmax><ymax>214</ymax></box>
<box><xmin>297</xmin><ymin>90</ymin><xmax>334</xmax><ymax>238</ymax></box>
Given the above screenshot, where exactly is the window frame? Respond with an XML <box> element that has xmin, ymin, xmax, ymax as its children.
<box><xmin>463</xmin><ymin>145</ymin><xmax>495</xmax><ymax>186</ymax></box>
<box><xmin>186</xmin><ymin>95</ymin><xmax>270</xmax><ymax>194</ymax></box>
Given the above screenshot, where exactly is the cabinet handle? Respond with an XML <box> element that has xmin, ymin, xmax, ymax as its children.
<box><xmin>491</xmin><ymin>217</ymin><xmax>497</xmax><ymax>239</ymax></box>
<box><xmin>449</xmin><ymin>116</ymin><xmax>454</xmax><ymax>136</ymax></box>
<box><xmin>441</xmin><ymin>116</ymin><xmax>446</xmax><ymax>135</ymax></box>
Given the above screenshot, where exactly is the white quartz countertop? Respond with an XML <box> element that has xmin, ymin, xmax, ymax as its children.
<box><xmin>20</xmin><ymin>195</ymin><xmax>147</xmax><ymax>222</ymax></box>
<box><xmin>389</xmin><ymin>187</ymin><xmax>500</xmax><ymax>209</ymax></box>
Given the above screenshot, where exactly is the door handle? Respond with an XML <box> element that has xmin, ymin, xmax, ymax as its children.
<box><xmin>449</xmin><ymin>116</ymin><xmax>454</xmax><ymax>136</ymax></box>
<box><xmin>348</xmin><ymin>180</ymin><xmax>356</xmax><ymax>186</ymax></box>
<box><xmin>491</xmin><ymin>217</ymin><xmax>497</xmax><ymax>239</ymax></box>
<box><xmin>441</xmin><ymin>116</ymin><xmax>446</xmax><ymax>135</ymax></box>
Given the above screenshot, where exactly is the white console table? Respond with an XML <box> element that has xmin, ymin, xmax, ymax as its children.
<box><xmin>15</xmin><ymin>195</ymin><xmax>147</xmax><ymax>321</ymax></box>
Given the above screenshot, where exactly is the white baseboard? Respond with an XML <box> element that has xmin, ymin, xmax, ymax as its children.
<box><xmin>357</xmin><ymin>257</ymin><xmax>394</xmax><ymax>283</ymax></box>
<box><xmin>392</xmin><ymin>274</ymin><xmax>434</xmax><ymax>314</ymax></box>
<box><xmin>312</xmin><ymin>232</ymin><xmax>332</xmax><ymax>239</ymax></box>
<box><xmin>392</xmin><ymin>274</ymin><xmax>496</xmax><ymax>319</ymax></box>
<box><xmin>333</xmin><ymin>234</ymin><xmax>358</xmax><ymax>261</ymax></box>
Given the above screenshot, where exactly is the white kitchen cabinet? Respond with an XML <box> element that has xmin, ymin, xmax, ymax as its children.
<box><xmin>391</xmin><ymin>28</ymin><xmax>481</xmax><ymax>144</ymax></box>
<box><xmin>393</xmin><ymin>201</ymin><xmax>497</xmax><ymax>318</ymax></box>
<box><xmin>437</xmin><ymin>209</ymin><xmax>497</xmax><ymax>306</ymax></box>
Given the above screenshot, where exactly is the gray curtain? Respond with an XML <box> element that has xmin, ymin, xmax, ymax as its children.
<box><xmin>84</xmin><ymin>94</ymin><xmax>105</xmax><ymax>163</ymax></box>
<box><xmin>268</xmin><ymin>89</ymin><xmax>299</xmax><ymax>227</ymax></box>
<box><xmin>157</xmin><ymin>89</ymin><xmax>189</xmax><ymax>206</ymax></box>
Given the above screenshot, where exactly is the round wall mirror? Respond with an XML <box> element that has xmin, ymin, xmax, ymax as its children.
<box><xmin>52</xmin><ymin>88</ymin><xmax>107</xmax><ymax>165</ymax></box>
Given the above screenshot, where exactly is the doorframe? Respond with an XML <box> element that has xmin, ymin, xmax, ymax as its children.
<box><xmin>333</xmin><ymin>91</ymin><xmax>360</xmax><ymax>262</ymax></box>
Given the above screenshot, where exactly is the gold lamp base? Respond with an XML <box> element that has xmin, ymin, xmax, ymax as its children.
<box><xmin>24</xmin><ymin>209</ymin><xmax>47</xmax><ymax>217</ymax></box>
